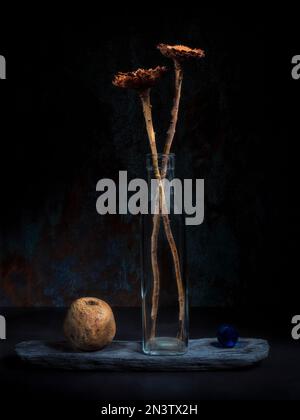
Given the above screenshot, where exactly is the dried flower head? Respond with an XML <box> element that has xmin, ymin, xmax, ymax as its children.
<box><xmin>157</xmin><ymin>44</ymin><xmax>205</xmax><ymax>61</ymax></box>
<box><xmin>112</xmin><ymin>66</ymin><xmax>167</xmax><ymax>90</ymax></box>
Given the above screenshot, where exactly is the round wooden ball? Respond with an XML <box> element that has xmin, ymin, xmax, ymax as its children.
<box><xmin>64</xmin><ymin>297</ymin><xmax>116</xmax><ymax>351</ymax></box>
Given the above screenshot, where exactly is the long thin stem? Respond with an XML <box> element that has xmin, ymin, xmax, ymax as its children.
<box><xmin>140</xmin><ymin>87</ymin><xmax>185</xmax><ymax>340</ymax></box>
<box><xmin>140</xmin><ymin>89</ymin><xmax>160</xmax><ymax>178</ymax></box>
<box><xmin>149</xmin><ymin>191</ymin><xmax>161</xmax><ymax>338</ymax></box>
<box><xmin>139</xmin><ymin>89</ymin><xmax>161</xmax><ymax>339</ymax></box>
<box><xmin>157</xmin><ymin>60</ymin><xmax>185</xmax><ymax>337</ymax></box>
<box><xmin>162</xmin><ymin>60</ymin><xmax>183</xmax><ymax>178</ymax></box>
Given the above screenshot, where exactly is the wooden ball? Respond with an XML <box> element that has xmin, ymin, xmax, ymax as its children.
<box><xmin>64</xmin><ymin>297</ymin><xmax>116</xmax><ymax>351</ymax></box>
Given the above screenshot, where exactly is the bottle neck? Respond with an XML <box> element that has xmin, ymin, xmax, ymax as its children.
<box><xmin>146</xmin><ymin>153</ymin><xmax>175</xmax><ymax>180</ymax></box>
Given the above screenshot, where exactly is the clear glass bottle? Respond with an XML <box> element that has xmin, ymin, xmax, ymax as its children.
<box><xmin>141</xmin><ymin>153</ymin><xmax>188</xmax><ymax>355</ymax></box>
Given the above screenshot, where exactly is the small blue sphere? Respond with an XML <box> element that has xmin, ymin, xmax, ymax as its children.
<box><xmin>217</xmin><ymin>324</ymin><xmax>239</xmax><ymax>348</ymax></box>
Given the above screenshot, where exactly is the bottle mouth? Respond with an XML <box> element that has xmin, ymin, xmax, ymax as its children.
<box><xmin>146</xmin><ymin>153</ymin><xmax>175</xmax><ymax>158</ymax></box>
<box><xmin>146</xmin><ymin>153</ymin><xmax>175</xmax><ymax>170</ymax></box>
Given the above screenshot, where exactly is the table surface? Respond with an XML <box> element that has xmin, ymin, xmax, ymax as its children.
<box><xmin>0</xmin><ymin>307</ymin><xmax>299</xmax><ymax>402</ymax></box>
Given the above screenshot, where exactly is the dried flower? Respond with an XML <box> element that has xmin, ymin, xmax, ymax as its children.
<box><xmin>112</xmin><ymin>66</ymin><xmax>167</xmax><ymax>90</ymax></box>
<box><xmin>157</xmin><ymin>44</ymin><xmax>205</xmax><ymax>61</ymax></box>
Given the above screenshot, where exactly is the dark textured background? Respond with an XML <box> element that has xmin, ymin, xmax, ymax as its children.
<box><xmin>0</xmin><ymin>13</ymin><xmax>290</xmax><ymax>308</ymax></box>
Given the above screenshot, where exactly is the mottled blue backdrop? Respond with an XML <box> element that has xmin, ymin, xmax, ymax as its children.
<box><xmin>0</xmin><ymin>14</ymin><xmax>286</xmax><ymax>307</ymax></box>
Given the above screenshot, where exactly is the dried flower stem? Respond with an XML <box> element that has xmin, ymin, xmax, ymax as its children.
<box><xmin>162</xmin><ymin>60</ymin><xmax>183</xmax><ymax>177</ymax></box>
<box><xmin>149</xmin><ymin>195</ymin><xmax>161</xmax><ymax>338</ymax></box>
<box><xmin>113</xmin><ymin>48</ymin><xmax>205</xmax><ymax>343</ymax></box>
<box><xmin>139</xmin><ymin>89</ymin><xmax>161</xmax><ymax>339</ymax></box>
<box><xmin>139</xmin><ymin>89</ymin><xmax>160</xmax><ymax>178</ymax></box>
<box><xmin>163</xmin><ymin>60</ymin><xmax>185</xmax><ymax>337</ymax></box>
<box><xmin>140</xmin><ymin>88</ymin><xmax>184</xmax><ymax>340</ymax></box>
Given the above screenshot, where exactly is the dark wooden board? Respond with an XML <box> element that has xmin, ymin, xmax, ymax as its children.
<box><xmin>15</xmin><ymin>338</ymin><xmax>269</xmax><ymax>371</ymax></box>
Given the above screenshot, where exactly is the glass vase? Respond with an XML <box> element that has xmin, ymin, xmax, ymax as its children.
<box><xmin>141</xmin><ymin>153</ymin><xmax>188</xmax><ymax>355</ymax></box>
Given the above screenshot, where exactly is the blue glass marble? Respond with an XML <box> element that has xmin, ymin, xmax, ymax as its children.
<box><xmin>217</xmin><ymin>324</ymin><xmax>239</xmax><ymax>348</ymax></box>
